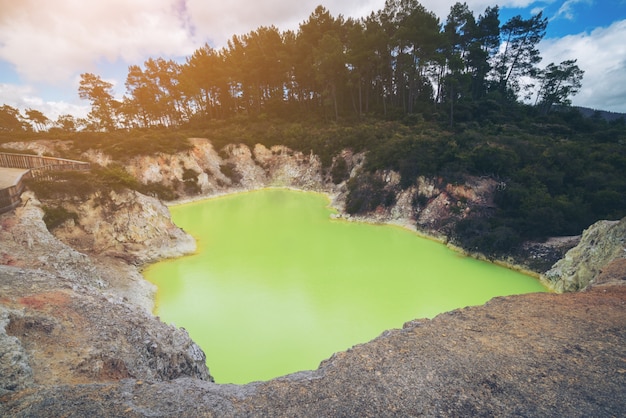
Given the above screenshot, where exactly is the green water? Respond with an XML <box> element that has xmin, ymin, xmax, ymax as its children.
<box><xmin>144</xmin><ymin>188</ymin><xmax>546</xmax><ymax>384</ymax></box>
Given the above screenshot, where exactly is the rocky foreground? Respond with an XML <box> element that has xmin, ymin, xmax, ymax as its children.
<box><xmin>1</xmin><ymin>139</ymin><xmax>625</xmax><ymax>416</ymax></box>
<box><xmin>2</xmin><ymin>284</ymin><xmax>625</xmax><ymax>417</ymax></box>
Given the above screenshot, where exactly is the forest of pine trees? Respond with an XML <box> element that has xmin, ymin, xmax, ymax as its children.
<box><xmin>3</xmin><ymin>0</ymin><xmax>584</xmax><ymax>132</ymax></box>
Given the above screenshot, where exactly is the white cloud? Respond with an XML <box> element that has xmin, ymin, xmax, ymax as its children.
<box><xmin>1</xmin><ymin>0</ymin><xmax>623</xmax><ymax>116</ymax></box>
<box><xmin>0</xmin><ymin>83</ymin><xmax>37</xmax><ymax>109</ymax></box>
<box><xmin>531</xmin><ymin>6</ymin><xmax>546</xmax><ymax>15</ymax></box>
<box><xmin>0</xmin><ymin>0</ymin><xmax>558</xmax><ymax>85</ymax></box>
<box><xmin>185</xmin><ymin>0</ymin><xmax>391</xmax><ymax>47</ymax></box>
<box><xmin>539</xmin><ymin>19</ymin><xmax>626</xmax><ymax>112</ymax></box>
<box><xmin>0</xmin><ymin>83</ymin><xmax>89</xmax><ymax>120</ymax></box>
<box><xmin>0</xmin><ymin>0</ymin><xmax>197</xmax><ymax>83</ymax></box>
<box><xmin>552</xmin><ymin>0</ymin><xmax>593</xmax><ymax>21</ymax></box>
<box><xmin>0</xmin><ymin>1</ymin><xmax>559</xmax><ymax>68</ymax></box>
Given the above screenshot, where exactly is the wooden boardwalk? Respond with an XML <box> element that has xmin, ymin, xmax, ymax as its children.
<box><xmin>0</xmin><ymin>167</ymin><xmax>29</xmax><ymax>189</ymax></box>
<box><xmin>0</xmin><ymin>152</ymin><xmax>90</xmax><ymax>214</ymax></box>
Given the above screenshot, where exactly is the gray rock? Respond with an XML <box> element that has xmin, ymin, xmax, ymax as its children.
<box><xmin>0</xmin><ymin>308</ymin><xmax>34</xmax><ymax>396</ymax></box>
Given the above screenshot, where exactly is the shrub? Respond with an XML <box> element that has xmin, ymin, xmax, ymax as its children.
<box><xmin>95</xmin><ymin>164</ymin><xmax>141</xmax><ymax>191</ymax></box>
<box><xmin>453</xmin><ymin>216</ymin><xmax>522</xmax><ymax>257</ymax></box>
<box><xmin>140</xmin><ymin>182</ymin><xmax>178</xmax><ymax>201</ymax></box>
<box><xmin>182</xmin><ymin>167</ymin><xmax>199</xmax><ymax>181</ymax></box>
<box><xmin>25</xmin><ymin>171</ymin><xmax>98</xmax><ymax>200</ymax></box>
<box><xmin>41</xmin><ymin>205</ymin><xmax>78</xmax><ymax>230</ymax></box>
<box><xmin>220</xmin><ymin>163</ymin><xmax>242</xmax><ymax>184</ymax></box>
<box><xmin>330</xmin><ymin>157</ymin><xmax>349</xmax><ymax>184</ymax></box>
<box><xmin>345</xmin><ymin>172</ymin><xmax>396</xmax><ymax>215</ymax></box>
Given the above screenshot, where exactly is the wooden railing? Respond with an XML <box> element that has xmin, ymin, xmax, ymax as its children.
<box><xmin>0</xmin><ymin>152</ymin><xmax>91</xmax><ymax>213</ymax></box>
<box><xmin>0</xmin><ymin>153</ymin><xmax>91</xmax><ymax>172</ymax></box>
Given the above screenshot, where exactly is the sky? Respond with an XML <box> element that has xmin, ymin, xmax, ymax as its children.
<box><xmin>1</xmin><ymin>0</ymin><xmax>625</xmax><ymax>121</ymax></box>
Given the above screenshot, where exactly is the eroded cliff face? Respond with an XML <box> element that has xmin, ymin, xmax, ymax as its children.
<box><xmin>52</xmin><ymin>189</ymin><xmax>196</xmax><ymax>265</ymax></box>
<box><xmin>123</xmin><ymin>138</ymin><xmax>327</xmax><ymax>196</ymax></box>
<box><xmin>3</xmin><ymin>137</ymin><xmax>513</xmax><ymax>249</ymax></box>
<box><xmin>3</xmin><ymin>137</ymin><xmax>606</xmax><ymax>285</ymax></box>
<box><xmin>5</xmin><ymin>137</ymin><xmax>587</xmax><ymax>281</ymax></box>
<box><xmin>0</xmin><ymin>193</ymin><xmax>211</xmax><ymax>397</ymax></box>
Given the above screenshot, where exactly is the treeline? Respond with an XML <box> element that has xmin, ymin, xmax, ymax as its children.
<box><xmin>80</xmin><ymin>0</ymin><xmax>583</xmax><ymax>130</ymax></box>
<box><xmin>2</xmin><ymin>1</ymin><xmax>624</xmax><ymax>256</ymax></box>
<box><xmin>1</xmin><ymin>0</ymin><xmax>585</xmax><ymax>132</ymax></box>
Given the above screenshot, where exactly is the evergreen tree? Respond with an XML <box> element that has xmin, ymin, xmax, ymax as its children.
<box><xmin>0</xmin><ymin>105</ymin><xmax>27</xmax><ymax>132</ymax></box>
<box><xmin>78</xmin><ymin>73</ymin><xmax>119</xmax><ymax>131</ymax></box>
<box><xmin>25</xmin><ymin>108</ymin><xmax>49</xmax><ymax>132</ymax></box>
<box><xmin>535</xmin><ymin>59</ymin><xmax>585</xmax><ymax>113</ymax></box>
<box><xmin>493</xmin><ymin>12</ymin><xmax>548</xmax><ymax>99</ymax></box>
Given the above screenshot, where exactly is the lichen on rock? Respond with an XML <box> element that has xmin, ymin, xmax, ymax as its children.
<box><xmin>545</xmin><ymin>217</ymin><xmax>626</xmax><ymax>292</ymax></box>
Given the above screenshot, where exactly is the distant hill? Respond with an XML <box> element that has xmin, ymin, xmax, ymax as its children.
<box><xmin>573</xmin><ymin>106</ymin><xmax>626</xmax><ymax>122</ymax></box>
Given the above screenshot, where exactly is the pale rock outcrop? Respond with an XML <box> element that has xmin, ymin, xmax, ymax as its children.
<box><xmin>417</xmin><ymin>192</ymin><xmax>454</xmax><ymax>230</ymax></box>
<box><xmin>221</xmin><ymin>143</ymin><xmax>267</xmax><ymax>188</ymax></box>
<box><xmin>389</xmin><ymin>186</ymin><xmax>417</xmax><ymax>223</ymax></box>
<box><xmin>416</xmin><ymin>175</ymin><xmax>439</xmax><ymax>199</ymax></box>
<box><xmin>0</xmin><ymin>266</ymin><xmax>211</xmax><ymax>390</ymax></box>
<box><xmin>187</xmin><ymin>138</ymin><xmax>231</xmax><ymax>191</ymax></box>
<box><xmin>0</xmin><ymin>195</ymin><xmax>211</xmax><ymax>394</ymax></box>
<box><xmin>545</xmin><ymin>216</ymin><xmax>626</xmax><ymax>292</ymax></box>
<box><xmin>81</xmin><ymin>149</ymin><xmax>112</xmax><ymax>167</ymax></box>
<box><xmin>120</xmin><ymin>140</ymin><xmax>329</xmax><ymax>196</ymax></box>
<box><xmin>123</xmin><ymin>139</ymin><xmax>226</xmax><ymax>194</ymax></box>
<box><xmin>54</xmin><ymin>189</ymin><xmax>196</xmax><ymax>265</ymax></box>
<box><xmin>253</xmin><ymin>144</ymin><xmax>324</xmax><ymax>189</ymax></box>
<box><xmin>0</xmin><ymin>191</ymin><xmax>171</xmax><ymax>310</ymax></box>
<box><xmin>1</xmin><ymin>191</ymin><xmax>101</xmax><ymax>288</ymax></box>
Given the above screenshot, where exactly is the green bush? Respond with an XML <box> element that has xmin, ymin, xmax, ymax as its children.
<box><xmin>140</xmin><ymin>182</ymin><xmax>178</xmax><ymax>201</ymax></box>
<box><xmin>26</xmin><ymin>171</ymin><xmax>99</xmax><ymax>200</ymax></box>
<box><xmin>330</xmin><ymin>156</ymin><xmax>349</xmax><ymax>184</ymax></box>
<box><xmin>219</xmin><ymin>163</ymin><xmax>242</xmax><ymax>184</ymax></box>
<box><xmin>95</xmin><ymin>164</ymin><xmax>141</xmax><ymax>191</ymax></box>
<box><xmin>453</xmin><ymin>217</ymin><xmax>522</xmax><ymax>257</ymax></box>
<box><xmin>345</xmin><ymin>172</ymin><xmax>396</xmax><ymax>215</ymax></box>
<box><xmin>41</xmin><ymin>205</ymin><xmax>78</xmax><ymax>230</ymax></box>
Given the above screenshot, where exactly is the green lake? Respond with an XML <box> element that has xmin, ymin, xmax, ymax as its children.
<box><xmin>143</xmin><ymin>188</ymin><xmax>547</xmax><ymax>384</ymax></box>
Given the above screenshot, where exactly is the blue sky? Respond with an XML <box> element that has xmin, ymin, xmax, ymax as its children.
<box><xmin>500</xmin><ymin>0</ymin><xmax>626</xmax><ymax>37</ymax></box>
<box><xmin>1</xmin><ymin>0</ymin><xmax>625</xmax><ymax>120</ymax></box>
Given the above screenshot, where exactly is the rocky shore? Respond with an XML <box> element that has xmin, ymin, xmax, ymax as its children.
<box><xmin>1</xmin><ymin>138</ymin><xmax>625</xmax><ymax>416</ymax></box>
